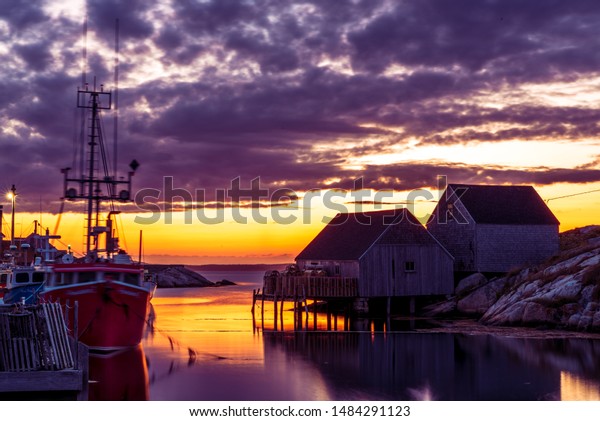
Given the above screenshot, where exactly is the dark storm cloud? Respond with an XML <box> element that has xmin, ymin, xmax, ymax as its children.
<box><xmin>171</xmin><ymin>0</ymin><xmax>259</xmax><ymax>35</ymax></box>
<box><xmin>14</xmin><ymin>42</ymin><xmax>53</xmax><ymax>72</ymax></box>
<box><xmin>348</xmin><ymin>0</ymin><xmax>600</xmax><ymax>77</ymax></box>
<box><xmin>2</xmin><ymin>0</ymin><xmax>600</xmax><ymax>213</ymax></box>
<box><xmin>0</xmin><ymin>0</ymin><xmax>48</xmax><ymax>31</ymax></box>
<box><xmin>87</xmin><ymin>0</ymin><xmax>154</xmax><ymax>39</ymax></box>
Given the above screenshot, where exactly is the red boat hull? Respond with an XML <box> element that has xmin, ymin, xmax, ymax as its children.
<box><xmin>40</xmin><ymin>281</ymin><xmax>151</xmax><ymax>350</ymax></box>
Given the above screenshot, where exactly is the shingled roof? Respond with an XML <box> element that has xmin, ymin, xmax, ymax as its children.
<box><xmin>442</xmin><ymin>184</ymin><xmax>559</xmax><ymax>225</ymax></box>
<box><xmin>296</xmin><ymin>208</ymin><xmax>436</xmax><ymax>261</ymax></box>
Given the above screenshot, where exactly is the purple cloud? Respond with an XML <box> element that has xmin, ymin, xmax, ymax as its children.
<box><xmin>1</xmin><ymin>0</ymin><xmax>600</xmax><ymax>213</ymax></box>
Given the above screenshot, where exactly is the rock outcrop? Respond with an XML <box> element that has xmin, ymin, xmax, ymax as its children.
<box><xmin>438</xmin><ymin>226</ymin><xmax>600</xmax><ymax>331</ymax></box>
<box><xmin>146</xmin><ymin>265</ymin><xmax>214</xmax><ymax>288</ymax></box>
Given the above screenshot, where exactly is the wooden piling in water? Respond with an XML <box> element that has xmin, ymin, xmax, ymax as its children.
<box><xmin>312</xmin><ymin>300</ymin><xmax>317</xmax><ymax>330</ymax></box>
<box><xmin>261</xmin><ymin>289</ymin><xmax>265</xmax><ymax>331</ymax></box>
<box><xmin>273</xmin><ymin>292</ymin><xmax>278</xmax><ymax>331</ymax></box>
<box><xmin>292</xmin><ymin>291</ymin><xmax>297</xmax><ymax>331</ymax></box>
<box><xmin>279</xmin><ymin>287</ymin><xmax>285</xmax><ymax>331</ymax></box>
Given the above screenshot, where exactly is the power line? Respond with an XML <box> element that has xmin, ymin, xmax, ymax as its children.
<box><xmin>545</xmin><ymin>188</ymin><xmax>600</xmax><ymax>203</ymax></box>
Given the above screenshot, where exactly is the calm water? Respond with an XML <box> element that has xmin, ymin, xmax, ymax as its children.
<box><xmin>89</xmin><ymin>271</ymin><xmax>600</xmax><ymax>401</ymax></box>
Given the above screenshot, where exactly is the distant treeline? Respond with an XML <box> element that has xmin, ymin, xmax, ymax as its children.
<box><xmin>187</xmin><ymin>263</ymin><xmax>289</xmax><ymax>272</ymax></box>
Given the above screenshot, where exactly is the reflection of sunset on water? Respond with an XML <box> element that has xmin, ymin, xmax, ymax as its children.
<box><xmin>137</xmin><ymin>271</ymin><xmax>600</xmax><ymax>400</ymax></box>
<box><xmin>560</xmin><ymin>372</ymin><xmax>600</xmax><ymax>401</ymax></box>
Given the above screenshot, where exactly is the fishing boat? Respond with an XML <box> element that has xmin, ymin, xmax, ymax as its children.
<box><xmin>2</xmin><ymin>265</ymin><xmax>47</xmax><ymax>305</ymax></box>
<box><xmin>1</xmin><ymin>218</ymin><xmax>62</xmax><ymax>306</ymax></box>
<box><xmin>0</xmin><ymin>266</ymin><xmax>8</xmax><ymax>303</ymax></box>
<box><xmin>40</xmin><ymin>82</ymin><xmax>151</xmax><ymax>350</ymax></box>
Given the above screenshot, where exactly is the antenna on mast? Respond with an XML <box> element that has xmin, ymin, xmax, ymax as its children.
<box><xmin>82</xmin><ymin>14</ymin><xmax>88</xmax><ymax>88</ymax></box>
<box><xmin>80</xmin><ymin>13</ymin><xmax>88</xmax><ymax>181</ymax></box>
<box><xmin>113</xmin><ymin>18</ymin><xmax>119</xmax><ymax>178</ymax></box>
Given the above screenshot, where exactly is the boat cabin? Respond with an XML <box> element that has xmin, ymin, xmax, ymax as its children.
<box><xmin>48</xmin><ymin>262</ymin><xmax>144</xmax><ymax>288</ymax></box>
<box><xmin>3</xmin><ymin>266</ymin><xmax>48</xmax><ymax>304</ymax></box>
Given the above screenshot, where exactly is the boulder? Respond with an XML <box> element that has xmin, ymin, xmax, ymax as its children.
<box><xmin>455</xmin><ymin>273</ymin><xmax>487</xmax><ymax>297</ymax></box>
<box><xmin>214</xmin><ymin>279</ymin><xmax>236</xmax><ymax>287</ymax></box>
<box><xmin>457</xmin><ymin>277</ymin><xmax>509</xmax><ymax>316</ymax></box>
<box><xmin>521</xmin><ymin>302</ymin><xmax>557</xmax><ymax>325</ymax></box>
<box><xmin>422</xmin><ymin>299</ymin><xmax>456</xmax><ymax>317</ymax></box>
<box><xmin>592</xmin><ymin>312</ymin><xmax>600</xmax><ymax>330</ymax></box>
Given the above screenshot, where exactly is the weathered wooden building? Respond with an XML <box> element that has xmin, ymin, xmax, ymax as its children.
<box><xmin>426</xmin><ymin>184</ymin><xmax>559</xmax><ymax>274</ymax></box>
<box><xmin>295</xmin><ymin>208</ymin><xmax>454</xmax><ymax>298</ymax></box>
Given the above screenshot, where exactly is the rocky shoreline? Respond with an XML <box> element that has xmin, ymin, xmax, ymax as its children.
<box><xmin>426</xmin><ymin>225</ymin><xmax>600</xmax><ymax>332</ymax></box>
<box><xmin>145</xmin><ymin>264</ymin><xmax>236</xmax><ymax>288</ymax></box>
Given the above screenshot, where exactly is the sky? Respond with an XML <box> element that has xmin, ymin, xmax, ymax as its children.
<box><xmin>1</xmin><ymin>0</ymin><xmax>600</xmax><ymax>264</ymax></box>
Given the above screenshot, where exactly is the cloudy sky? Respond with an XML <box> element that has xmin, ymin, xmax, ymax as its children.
<box><xmin>1</xmin><ymin>0</ymin><xmax>600</xmax><ymax>263</ymax></box>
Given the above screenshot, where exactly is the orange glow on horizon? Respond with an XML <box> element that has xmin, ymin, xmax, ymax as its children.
<box><xmin>2</xmin><ymin>182</ymin><xmax>597</xmax><ymax>265</ymax></box>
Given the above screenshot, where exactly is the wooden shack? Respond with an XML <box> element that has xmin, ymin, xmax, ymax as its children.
<box><xmin>295</xmin><ymin>208</ymin><xmax>454</xmax><ymax>298</ymax></box>
<box><xmin>426</xmin><ymin>184</ymin><xmax>560</xmax><ymax>274</ymax></box>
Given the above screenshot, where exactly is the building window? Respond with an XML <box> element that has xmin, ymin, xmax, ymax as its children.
<box><xmin>391</xmin><ymin>258</ymin><xmax>396</xmax><ymax>279</ymax></box>
<box><xmin>405</xmin><ymin>261</ymin><xmax>415</xmax><ymax>272</ymax></box>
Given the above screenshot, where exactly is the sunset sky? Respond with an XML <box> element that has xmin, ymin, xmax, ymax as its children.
<box><xmin>1</xmin><ymin>0</ymin><xmax>600</xmax><ymax>264</ymax></box>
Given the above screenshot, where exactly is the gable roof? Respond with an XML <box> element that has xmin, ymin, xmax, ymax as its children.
<box><xmin>296</xmin><ymin>208</ymin><xmax>434</xmax><ymax>261</ymax></box>
<box><xmin>442</xmin><ymin>184</ymin><xmax>559</xmax><ymax>225</ymax></box>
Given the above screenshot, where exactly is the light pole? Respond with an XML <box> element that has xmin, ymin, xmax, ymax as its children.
<box><xmin>8</xmin><ymin>184</ymin><xmax>16</xmax><ymax>246</ymax></box>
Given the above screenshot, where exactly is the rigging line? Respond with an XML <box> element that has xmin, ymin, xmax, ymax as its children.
<box><xmin>79</xmin><ymin>100</ymin><xmax>86</xmax><ymax>181</ymax></box>
<box><xmin>79</xmin><ymin>13</ymin><xmax>87</xmax><ymax>181</ymax></box>
<box><xmin>113</xmin><ymin>18</ymin><xmax>119</xmax><ymax>180</ymax></box>
<box><xmin>1</xmin><ymin>215</ymin><xmax>9</xmax><ymax>239</ymax></box>
<box><xmin>545</xmin><ymin>188</ymin><xmax>600</xmax><ymax>203</ymax></box>
<box><xmin>96</xmin><ymin>114</ymin><xmax>116</xmax><ymax>212</ymax></box>
<box><xmin>53</xmin><ymin>237</ymin><xmax>83</xmax><ymax>257</ymax></box>
<box><xmin>71</xmin><ymin>107</ymin><xmax>79</xmax><ymax>171</ymax></box>
<box><xmin>96</xmin><ymin>112</ymin><xmax>112</xmax><ymax>175</ymax></box>
<box><xmin>117</xmin><ymin>211</ymin><xmax>129</xmax><ymax>251</ymax></box>
<box><xmin>82</xmin><ymin>14</ymin><xmax>87</xmax><ymax>86</ymax></box>
<box><xmin>52</xmin><ymin>200</ymin><xmax>65</xmax><ymax>236</ymax></box>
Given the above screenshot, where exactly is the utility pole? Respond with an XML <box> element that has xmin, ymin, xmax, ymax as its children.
<box><xmin>9</xmin><ymin>184</ymin><xmax>16</xmax><ymax>246</ymax></box>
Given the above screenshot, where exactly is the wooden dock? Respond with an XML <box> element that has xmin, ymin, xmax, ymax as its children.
<box><xmin>0</xmin><ymin>303</ymin><xmax>88</xmax><ymax>399</ymax></box>
<box><xmin>252</xmin><ymin>275</ymin><xmax>358</xmax><ymax>332</ymax></box>
<box><xmin>260</xmin><ymin>275</ymin><xmax>358</xmax><ymax>299</ymax></box>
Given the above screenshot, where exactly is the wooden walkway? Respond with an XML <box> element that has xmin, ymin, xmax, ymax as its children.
<box><xmin>252</xmin><ymin>275</ymin><xmax>358</xmax><ymax>332</ymax></box>
<box><xmin>260</xmin><ymin>275</ymin><xmax>358</xmax><ymax>299</ymax></box>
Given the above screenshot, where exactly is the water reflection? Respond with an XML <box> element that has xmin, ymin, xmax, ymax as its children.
<box><xmin>561</xmin><ymin>372</ymin><xmax>600</xmax><ymax>400</ymax></box>
<box><xmin>89</xmin><ymin>346</ymin><xmax>149</xmax><ymax>401</ymax></box>
<box><xmin>262</xmin><ymin>331</ymin><xmax>600</xmax><ymax>400</ymax></box>
<box><xmin>140</xmin><ymin>274</ymin><xmax>600</xmax><ymax>401</ymax></box>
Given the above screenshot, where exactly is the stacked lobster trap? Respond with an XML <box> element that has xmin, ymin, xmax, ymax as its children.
<box><xmin>0</xmin><ymin>303</ymin><xmax>74</xmax><ymax>372</ymax></box>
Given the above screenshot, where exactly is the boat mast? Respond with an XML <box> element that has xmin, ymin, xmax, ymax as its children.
<box><xmin>61</xmin><ymin>83</ymin><xmax>139</xmax><ymax>258</ymax></box>
<box><xmin>86</xmin><ymin>83</ymin><xmax>101</xmax><ymax>254</ymax></box>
